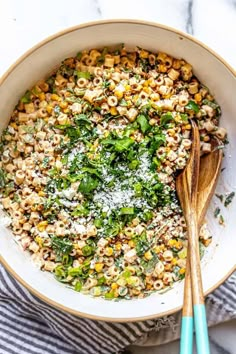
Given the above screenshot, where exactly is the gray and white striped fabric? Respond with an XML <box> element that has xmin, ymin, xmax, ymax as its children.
<box><xmin>0</xmin><ymin>264</ymin><xmax>235</xmax><ymax>354</ymax></box>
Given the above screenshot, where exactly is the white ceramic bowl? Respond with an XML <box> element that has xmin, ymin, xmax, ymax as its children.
<box><xmin>0</xmin><ymin>20</ymin><xmax>236</xmax><ymax>322</ymax></box>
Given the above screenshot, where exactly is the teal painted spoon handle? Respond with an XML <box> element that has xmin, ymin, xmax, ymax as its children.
<box><xmin>180</xmin><ymin>255</ymin><xmax>193</xmax><ymax>354</ymax></box>
<box><xmin>180</xmin><ymin>316</ymin><xmax>194</xmax><ymax>354</ymax></box>
<box><xmin>194</xmin><ymin>304</ymin><xmax>210</xmax><ymax>354</ymax></box>
<box><xmin>188</xmin><ymin>212</ymin><xmax>210</xmax><ymax>354</ymax></box>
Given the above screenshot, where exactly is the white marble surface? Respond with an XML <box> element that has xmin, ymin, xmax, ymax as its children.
<box><xmin>0</xmin><ymin>0</ymin><xmax>236</xmax><ymax>353</ymax></box>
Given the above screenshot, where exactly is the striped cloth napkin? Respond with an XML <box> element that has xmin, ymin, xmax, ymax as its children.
<box><xmin>0</xmin><ymin>264</ymin><xmax>235</xmax><ymax>354</ymax></box>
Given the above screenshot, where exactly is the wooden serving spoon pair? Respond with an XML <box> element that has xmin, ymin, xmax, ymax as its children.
<box><xmin>177</xmin><ymin>121</ymin><xmax>223</xmax><ymax>354</ymax></box>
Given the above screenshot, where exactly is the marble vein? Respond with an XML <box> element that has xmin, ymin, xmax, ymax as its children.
<box><xmin>186</xmin><ymin>0</ymin><xmax>194</xmax><ymax>34</ymax></box>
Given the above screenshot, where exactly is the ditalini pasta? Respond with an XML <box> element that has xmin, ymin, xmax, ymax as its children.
<box><xmin>0</xmin><ymin>46</ymin><xmax>226</xmax><ymax>299</ymax></box>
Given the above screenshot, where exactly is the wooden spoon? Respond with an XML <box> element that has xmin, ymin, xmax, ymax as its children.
<box><xmin>179</xmin><ymin>136</ymin><xmax>223</xmax><ymax>354</ymax></box>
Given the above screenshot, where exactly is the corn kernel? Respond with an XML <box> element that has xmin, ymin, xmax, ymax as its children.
<box><xmin>46</xmin><ymin>105</ymin><xmax>53</xmax><ymax>114</ymax></box>
<box><xmin>125</xmin><ymin>84</ymin><xmax>131</xmax><ymax>91</ymax></box>
<box><xmin>143</xmin><ymin>80</ymin><xmax>149</xmax><ymax>87</ymax></box>
<box><xmin>51</xmin><ymin>94</ymin><xmax>60</xmax><ymax>101</ymax></box>
<box><xmin>128</xmin><ymin>240</ymin><xmax>135</xmax><ymax>248</ymax></box>
<box><xmin>194</xmin><ymin>93</ymin><xmax>202</xmax><ymax>103</ymax></box>
<box><xmin>144</xmin><ymin>250</ymin><xmax>153</xmax><ymax>261</ymax></box>
<box><xmin>37</xmin><ymin>220</ymin><xmax>48</xmax><ymax>232</ymax></box>
<box><xmin>105</xmin><ymin>247</ymin><xmax>113</xmax><ymax>256</ymax></box>
<box><xmin>111</xmin><ymin>283</ymin><xmax>118</xmax><ymax>290</ymax></box>
<box><xmin>146</xmin><ymin>284</ymin><xmax>152</xmax><ymax>290</ymax></box>
<box><xmin>59</xmin><ymin>101</ymin><xmax>68</xmax><ymax>109</ymax></box>
<box><xmin>179</xmin><ymin>268</ymin><xmax>186</xmax><ymax>275</ymax></box>
<box><xmin>38</xmin><ymin>93</ymin><xmax>45</xmax><ymax>101</ymax></box>
<box><xmin>110</xmin><ymin>107</ymin><xmax>118</xmax><ymax>116</ymax></box>
<box><xmin>95</xmin><ymin>263</ymin><xmax>104</xmax><ymax>272</ymax></box>
<box><xmin>35</xmin><ymin>236</ymin><xmax>43</xmax><ymax>247</ymax></box>
<box><xmin>38</xmin><ymin>191</ymin><xmax>46</xmax><ymax>197</ymax></box>
<box><xmin>10</xmin><ymin>122</ymin><xmax>18</xmax><ymax>130</ymax></box>
<box><xmin>114</xmin><ymin>90</ymin><xmax>123</xmax><ymax>99</ymax></box>
<box><xmin>140</xmin><ymin>50</ymin><xmax>149</xmax><ymax>59</ymax></box>
<box><xmin>116</xmin><ymin>243</ymin><xmax>122</xmax><ymax>251</ymax></box>
<box><xmin>171</xmin><ymin>257</ymin><xmax>178</xmax><ymax>265</ymax></box>
<box><xmin>185</xmin><ymin>124</ymin><xmax>192</xmax><ymax>130</ymax></box>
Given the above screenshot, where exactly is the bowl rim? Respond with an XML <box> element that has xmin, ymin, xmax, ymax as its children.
<box><xmin>0</xmin><ymin>19</ymin><xmax>236</xmax><ymax>322</ymax></box>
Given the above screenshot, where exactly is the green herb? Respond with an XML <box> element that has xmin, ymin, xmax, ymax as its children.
<box><xmin>214</xmin><ymin>207</ymin><xmax>220</xmax><ymax>218</ymax></box>
<box><xmin>82</xmin><ymin>245</ymin><xmax>94</xmax><ymax>256</ymax></box>
<box><xmin>74</xmin><ymin>281</ymin><xmax>82</xmax><ymax>292</ymax></box>
<box><xmin>51</xmin><ymin>237</ymin><xmax>73</xmax><ymax>257</ymax></box>
<box><xmin>198</xmin><ymin>242</ymin><xmax>205</xmax><ymax>259</ymax></box>
<box><xmin>71</xmin><ymin>204</ymin><xmax>89</xmax><ymax>217</ymax></box>
<box><xmin>160</xmin><ymin>113</ymin><xmax>173</xmax><ymax>126</ymax></box>
<box><xmin>180</xmin><ymin>113</ymin><xmax>188</xmax><ymax>121</ymax></box>
<box><xmin>42</xmin><ymin>157</ymin><xmax>49</xmax><ymax>168</ymax></box>
<box><xmin>215</xmin><ymin>194</ymin><xmax>223</xmax><ymax>202</ymax></box>
<box><xmin>137</xmin><ymin>114</ymin><xmax>150</xmax><ymax>134</ymax></box>
<box><xmin>75</xmin><ymin>71</ymin><xmax>91</xmax><ymax>79</ymax></box>
<box><xmin>120</xmin><ymin>207</ymin><xmax>134</xmax><ymax>215</ymax></box>
<box><xmin>202</xmin><ymin>99</ymin><xmax>220</xmax><ymax>110</ymax></box>
<box><xmin>185</xmin><ymin>100</ymin><xmax>200</xmax><ymax>113</ymax></box>
<box><xmin>20</xmin><ymin>90</ymin><xmax>31</xmax><ymax>103</ymax></box>
<box><xmin>224</xmin><ymin>192</ymin><xmax>235</xmax><ymax>207</ymax></box>
<box><xmin>97</xmin><ymin>47</ymin><xmax>108</xmax><ymax>64</ymax></box>
<box><xmin>102</xmin><ymin>136</ymin><xmax>135</xmax><ymax>153</ymax></box>
<box><xmin>76</xmin><ymin>52</ymin><xmax>82</xmax><ymax>60</ymax></box>
<box><xmin>119</xmin><ymin>98</ymin><xmax>128</xmax><ymax>106</ymax></box>
<box><xmin>135</xmin><ymin>233</ymin><xmax>149</xmax><ymax>256</ymax></box>
<box><xmin>74</xmin><ymin>114</ymin><xmax>91</xmax><ymax>125</ymax></box>
<box><xmin>219</xmin><ymin>214</ymin><xmax>224</xmax><ymax>225</ymax></box>
<box><xmin>78</xmin><ymin>174</ymin><xmax>99</xmax><ymax>195</ymax></box>
<box><xmin>0</xmin><ymin>168</ymin><xmax>6</xmax><ymax>188</ymax></box>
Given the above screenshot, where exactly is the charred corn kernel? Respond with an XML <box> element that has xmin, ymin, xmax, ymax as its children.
<box><xmin>105</xmin><ymin>247</ymin><xmax>113</xmax><ymax>256</ymax></box>
<box><xmin>171</xmin><ymin>258</ymin><xmax>178</xmax><ymax>265</ymax></box>
<box><xmin>203</xmin><ymin>135</ymin><xmax>210</xmax><ymax>142</ymax></box>
<box><xmin>116</xmin><ymin>243</ymin><xmax>122</xmax><ymax>251</ymax></box>
<box><xmin>110</xmin><ymin>107</ymin><xmax>118</xmax><ymax>116</ymax></box>
<box><xmin>111</xmin><ymin>283</ymin><xmax>118</xmax><ymax>290</ymax></box>
<box><xmin>125</xmin><ymin>84</ymin><xmax>131</xmax><ymax>91</ymax></box>
<box><xmin>114</xmin><ymin>90</ymin><xmax>123</xmax><ymax>99</ymax></box>
<box><xmin>128</xmin><ymin>240</ymin><xmax>135</xmax><ymax>248</ymax></box>
<box><xmin>158</xmin><ymin>64</ymin><xmax>168</xmax><ymax>73</ymax></box>
<box><xmin>168</xmin><ymin>129</ymin><xmax>175</xmax><ymax>137</ymax></box>
<box><xmin>144</xmin><ymin>250</ymin><xmax>153</xmax><ymax>260</ymax></box>
<box><xmin>179</xmin><ymin>268</ymin><xmax>186</xmax><ymax>275</ymax></box>
<box><xmin>38</xmin><ymin>93</ymin><xmax>45</xmax><ymax>101</ymax></box>
<box><xmin>164</xmin><ymin>263</ymin><xmax>172</xmax><ymax>271</ymax></box>
<box><xmin>35</xmin><ymin>236</ymin><xmax>43</xmax><ymax>247</ymax></box>
<box><xmin>51</xmin><ymin>94</ymin><xmax>60</xmax><ymax>101</ymax></box>
<box><xmin>140</xmin><ymin>49</ymin><xmax>149</xmax><ymax>59</ymax></box>
<box><xmin>146</xmin><ymin>284</ymin><xmax>152</xmax><ymax>290</ymax></box>
<box><xmin>39</xmin><ymin>82</ymin><xmax>49</xmax><ymax>92</ymax></box>
<box><xmin>37</xmin><ymin>220</ymin><xmax>48</xmax><ymax>232</ymax></box>
<box><xmin>38</xmin><ymin>191</ymin><xmax>46</xmax><ymax>197</ymax></box>
<box><xmin>59</xmin><ymin>101</ymin><xmax>68</xmax><ymax>109</ymax></box>
<box><xmin>194</xmin><ymin>93</ymin><xmax>202</xmax><ymax>103</ymax></box>
<box><xmin>185</xmin><ymin>124</ymin><xmax>191</xmax><ymax>130</ymax></box>
<box><xmin>46</xmin><ymin>105</ymin><xmax>53</xmax><ymax>114</ymax></box>
<box><xmin>203</xmin><ymin>238</ymin><xmax>212</xmax><ymax>247</ymax></box>
<box><xmin>10</xmin><ymin>122</ymin><xmax>18</xmax><ymax>130</ymax></box>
